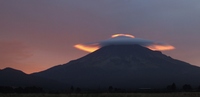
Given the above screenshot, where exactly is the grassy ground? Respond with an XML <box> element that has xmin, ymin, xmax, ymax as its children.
<box><xmin>1</xmin><ymin>92</ymin><xmax>200</xmax><ymax>97</ymax></box>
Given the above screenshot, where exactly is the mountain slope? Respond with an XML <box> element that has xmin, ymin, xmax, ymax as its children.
<box><xmin>33</xmin><ymin>45</ymin><xmax>200</xmax><ymax>89</ymax></box>
<box><xmin>0</xmin><ymin>67</ymin><xmax>67</xmax><ymax>90</ymax></box>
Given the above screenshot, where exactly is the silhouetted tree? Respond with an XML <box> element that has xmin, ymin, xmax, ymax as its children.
<box><xmin>75</xmin><ymin>87</ymin><xmax>81</xmax><ymax>93</ymax></box>
<box><xmin>198</xmin><ymin>86</ymin><xmax>200</xmax><ymax>90</ymax></box>
<box><xmin>182</xmin><ymin>84</ymin><xmax>192</xmax><ymax>91</ymax></box>
<box><xmin>0</xmin><ymin>86</ymin><xmax>14</xmax><ymax>93</ymax></box>
<box><xmin>167</xmin><ymin>83</ymin><xmax>176</xmax><ymax>91</ymax></box>
<box><xmin>171</xmin><ymin>83</ymin><xmax>176</xmax><ymax>90</ymax></box>
<box><xmin>114</xmin><ymin>88</ymin><xmax>122</xmax><ymax>92</ymax></box>
<box><xmin>108</xmin><ymin>86</ymin><xmax>113</xmax><ymax>92</ymax></box>
<box><xmin>24</xmin><ymin>86</ymin><xmax>44</xmax><ymax>93</ymax></box>
<box><xmin>14</xmin><ymin>87</ymin><xmax>24</xmax><ymax>93</ymax></box>
<box><xmin>70</xmin><ymin>86</ymin><xmax>74</xmax><ymax>93</ymax></box>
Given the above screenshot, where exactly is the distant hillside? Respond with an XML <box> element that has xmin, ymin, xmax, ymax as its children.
<box><xmin>0</xmin><ymin>67</ymin><xmax>67</xmax><ymax>90</ymax></box>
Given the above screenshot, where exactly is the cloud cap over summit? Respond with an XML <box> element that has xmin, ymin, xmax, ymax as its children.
<box><xmin>74</xmin><ymin>34</ymin><xmax>175</xmax><ymax>52</ymax></box>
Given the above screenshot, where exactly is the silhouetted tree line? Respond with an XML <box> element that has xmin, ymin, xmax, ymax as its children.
<box><xmin>167</xmin><ymin>83</ymin><xmax>176</xmax><ymax>91</ymax></box>
<box><xmin>166</xmin><ymin>83</ymin><xmax>195</xmax><ymax>92</ymax></box>
<box><xmin>2</xmin><ymin>84</ymin><xmax>200</xmax><ymax>93</ymax></box>
<box><xmin>182</xmin><ymin>84</ymin><xmax>192</xmax><ymax>91</ymax></box>
<box><xmin>0</xmin><ymin>86</ymin><xmax>44</xmax><ymax>93</ymax></box>
<box><xmin>69</xmin><ymin>86</ymin><xmax>81</xmax><ymax>93</ymax></box>
<box><xmin>107</xmin><ymin>83</ymin><xmax>200</xmax><ymax>93</ymax></box>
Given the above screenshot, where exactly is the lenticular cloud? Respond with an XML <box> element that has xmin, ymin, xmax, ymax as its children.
<box><xmin>74</xmin><ymin>34</ymin><xmax>175</xmax><ymax>52</ymax></box>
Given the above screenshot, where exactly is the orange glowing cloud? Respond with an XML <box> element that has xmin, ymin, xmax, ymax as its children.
<box><xmin>147</xmin><ymin>44</ymin><xmax>175</xmax><ymax>51</ymax></box>
<box><xmin>74</xmin><ymin>44</ymin><xmax>100</xmax><ymax>52</ymax></box>
<box><xmin>74</xmin><ymin>34</ymin><xmax>175</xmax><ymax>52</ymax></box>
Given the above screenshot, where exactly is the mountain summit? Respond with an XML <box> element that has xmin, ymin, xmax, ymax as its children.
<box><xmin>33</xmin><ymin>45</ymin><xmax>200</xmax><ymax>89</ymax></box>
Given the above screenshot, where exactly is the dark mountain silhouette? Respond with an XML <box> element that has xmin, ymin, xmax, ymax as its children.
<box><xmin>0</xmin><ymin>67</ymin><xmax>67</xmax><ymax>90</ymax></box>
<box><xmin>32</xmin><ymin>45</ymin><xmax>200</xmax><ymax>89</ymax></box>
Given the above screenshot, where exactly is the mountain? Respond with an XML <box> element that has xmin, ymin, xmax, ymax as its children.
<box><xmin>0</xmin><ymin>67</ymin><xmax>67</xmax><ymax>90</ymax></box>
<box><xmin>33</xmin><ymin>45</ymin><xmax>200</xmax><ymax>89</ymax></box>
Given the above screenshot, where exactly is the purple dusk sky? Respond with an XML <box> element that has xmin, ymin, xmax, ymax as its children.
<box><xmin>0</xmin><ymin>0</ymin><xmax>200</xmax><ymax>73</ymax></box>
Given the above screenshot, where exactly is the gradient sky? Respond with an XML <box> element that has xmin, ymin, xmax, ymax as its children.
<box><xmin>0</xmin><ymin>0</ymin><xmax>200</xmax><ymax>74</ymax></box>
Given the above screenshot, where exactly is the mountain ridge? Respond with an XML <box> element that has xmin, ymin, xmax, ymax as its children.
<box><xmin>0</xmin><ymin>67</ymin><xmax>68</xmax><ymax>90</ymax></box>
<box><xmin>32</xmin><ymin>45</ymin><xmax>200</xmax><ymax>89</ymax></box>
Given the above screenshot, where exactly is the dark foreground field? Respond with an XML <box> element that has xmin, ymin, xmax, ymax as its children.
<box><xmin>1</xmin><ymin>93</ymin><xmax>200</xmax><ymax>97</ymax></box>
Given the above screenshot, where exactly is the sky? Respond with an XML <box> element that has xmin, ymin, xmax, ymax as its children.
<box><xmin>0</xmin><ymin>0</ymin><xmax>200</xmax><ymax>74</ymax></box>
